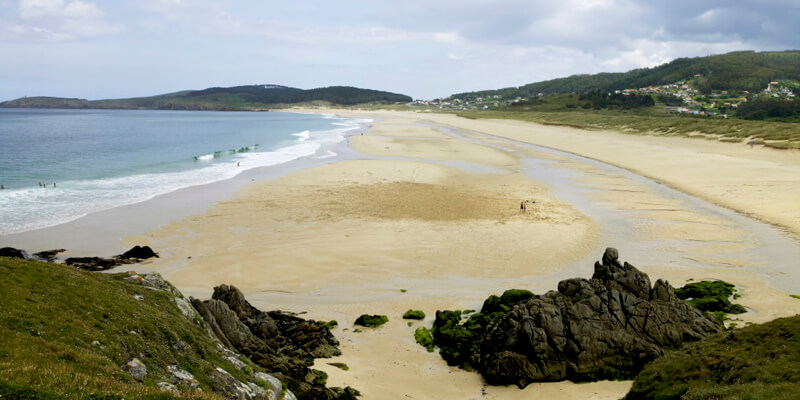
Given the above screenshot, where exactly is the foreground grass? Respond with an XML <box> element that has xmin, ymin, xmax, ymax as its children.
<box><xmin>456</xmin><ymin>109</ymin><xmax>800</xmax><ymax>150</ymax></box>
<box><xmin>624</xmin><ymin>315</ymin><xmax>800</xmax><ymax>400</ymax></box>
<box><xmin>0</xmin><ymin>256</ymin><xmax>252</xmax><ymax>399</ymax></box>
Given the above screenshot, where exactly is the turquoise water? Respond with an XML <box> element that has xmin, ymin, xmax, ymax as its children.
<box><xmin>0</xmin><ymin>109</ymin><xmax>363</xmax><ymax>234</ymax></box>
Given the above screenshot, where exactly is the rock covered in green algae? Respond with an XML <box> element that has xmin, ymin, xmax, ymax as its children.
<box><xmin>402</xmin><ymin>309</ymin><xmax>426</xmax><ymax>320</ymax></box>
<box><xmin>354</xmin><ymin>314</ymin><xmax>389</xmax><ymax>327</ymax></box>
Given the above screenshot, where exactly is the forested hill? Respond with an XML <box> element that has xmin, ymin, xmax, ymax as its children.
<box><xmin>451</xmin><ymin>50</ymin><xmax>800</xmax><ymax>100</ymax></box>
<box><xmin>0</xmin><ymin>84</ymin><xmax>413</xmax><ymax>110</ymax></box>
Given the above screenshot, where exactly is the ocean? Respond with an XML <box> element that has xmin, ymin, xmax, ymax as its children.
<box><xmin>0</xmin><ymin>109</ymin><xmax>365</xmax><ymax>235</ymax></box>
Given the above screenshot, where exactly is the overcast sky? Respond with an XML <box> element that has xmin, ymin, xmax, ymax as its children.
<box><xmin>1</xmin><ymin>0</ymin><xmax>798</xmax><ymax>101</ymax></box>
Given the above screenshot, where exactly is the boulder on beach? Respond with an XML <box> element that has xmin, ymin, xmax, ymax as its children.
<box><xmin>64</xmin><ymin>256</ymin><xmax>119</xmax><ymax>271</ymax></box>
<box><xmin>479</xmin><ymin>248</ymin><xmax>722</xmax><ymax>387</ymax></box>
<box><xmin>118</xmin><ymin>245</ymin><xmax>159</xmax><ymax>260</ymax></box>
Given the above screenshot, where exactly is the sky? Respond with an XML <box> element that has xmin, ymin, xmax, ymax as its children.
<box><xmin>1</xmin><ymin>0</ymin><xmax>799</xmax><ymax>101</ymax></box>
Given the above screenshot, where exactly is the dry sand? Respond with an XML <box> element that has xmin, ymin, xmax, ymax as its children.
<box><xmin>127</xmin><ymin>109</ymin><xmax>800</xmax><ymax>399</ymax></box>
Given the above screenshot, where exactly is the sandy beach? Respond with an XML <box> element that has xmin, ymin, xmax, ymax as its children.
<box><xmin>123</xmin><ymin>110</ymin><xmax>800</xmax><ymax>400</ymax></box>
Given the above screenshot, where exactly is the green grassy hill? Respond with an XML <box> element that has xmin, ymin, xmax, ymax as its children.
<box><xmin>0</xmin><ymin>256</ymin><xmax>285</xmax><ymax>399</ymax></box>
<box><xmin>0</xmin><ymin>85</ymin><xmax>413</xmax><ymax>111</ymax></box>
<box><xmin>452</xmin><ymin>50</ymin><xmax>800</xmax><ymax>100</ymax></box>
<box><xmin>624</xmin><ymin>315</ymin><xmax>800</xmax><ymax>400</ymax></box>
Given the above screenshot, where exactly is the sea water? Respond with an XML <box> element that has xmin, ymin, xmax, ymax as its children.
<box><xmin>0</xmin><ymin>109</ymin><xmax>364</xmax><ymax>235</ymax></box>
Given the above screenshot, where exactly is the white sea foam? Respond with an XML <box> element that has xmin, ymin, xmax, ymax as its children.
<box><xmin>0</xmin><ymin>116</ymin><xmax>364</xmax><ymax>235</ymax></box>
<box><xmin>292</xmin><ymin>130</ymin><xmax>311</xmax><ymax>141</ymax></box>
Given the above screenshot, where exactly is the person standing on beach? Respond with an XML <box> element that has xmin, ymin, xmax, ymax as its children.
<box><xmin>520</xmin><ymin>200</ymin><xmax>526</xmax><ymax>212</ymax></box>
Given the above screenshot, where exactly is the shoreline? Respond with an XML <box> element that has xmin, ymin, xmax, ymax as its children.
<box><xmin>0</xmin><ymin>114</ymin><xmax>370</xmax><ymax>257</ymax></box>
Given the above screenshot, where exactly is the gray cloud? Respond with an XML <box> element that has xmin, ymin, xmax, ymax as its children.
<box><xmin>0</xmin><ymin>0</ymin><xmax>798</xmax><ymax>100</ymax></box>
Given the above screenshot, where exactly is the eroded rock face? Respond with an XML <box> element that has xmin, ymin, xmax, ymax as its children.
<box><xmin>192</xmin><ymin>284</ymin><xmax>355</xmax><ymax>400</ymax></box>
<box><xmin>479</xmin><ymin>248</ymin><xmax>722</xmax><ymax>387</ymax></box>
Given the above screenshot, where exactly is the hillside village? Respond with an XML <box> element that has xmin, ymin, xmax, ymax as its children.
<box><xmin>415</xmin><ymin>78</ymin><xmax>799</xmax><ymax>117</ymax></box>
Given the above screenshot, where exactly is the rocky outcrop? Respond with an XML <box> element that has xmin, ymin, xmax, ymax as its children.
<box><xmin>479</xmin><ymin>248</ymin><xmax>722</xmax><ymax>387</ymax></box>
<box><xmin>122</xmin><ymin>272</ymin><xmax>291</xmax><ymax>399</ymax></box>
<box><xmin>0</xmin><ymin>247</ymin><xmax>28</xmax><ymax>259</ymax></box>
<box><xmin>64</xmin><ymin>256</ymin><xmax>119</xmax><ymax>271</ymax></box>
<box><xmin>3</xmin><ymin>245</ymin><xmax>157</xmax><ymax>270</ymax></box>
<box><xmin>118</xmin><ymin>245</ymin><xmax>159</xmax><ymax>261</ymax></box>
<box><xmin>32</xmin><ymin>249</ymin><xmax>65</xmax><ymax>261</ymax></box>
<box><xmin>192</xmin><ymin>284</ymin><xmax>358</xmax><ymax>400</ymax></box>
<box><xmin>64</xmin><ymin>245</ymin><xmax>159</xmax><ymax>271</ymax></box>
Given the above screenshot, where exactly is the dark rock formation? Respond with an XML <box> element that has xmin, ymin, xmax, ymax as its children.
<box><xmin>354</xmin><ymin>314</ymin><xmax>388</xmax><ymax>328</ymax></box>
<box><xmin>64</xmin><ymin>256</ymin><xmax>119</xmax><ymax>271</ymax></box>
<box><xmin>64</xmin><ymin>245</ymin><xmax>159</xmax><ymax>271</ymax></box>
<box><xmin>32</xmin><ymin>249</ymin><xmax>65</xmax><ymax>261</ymax></box>
<box><xmin>0</xmin><ymin>247</ymin><xmax>28</xmax><ymax>259</ymax></box>
<box><xmin>479</xmin><ymin>248</ymin><xmax>722</xmax><ymax>387</ymax></box>
<box><xmin>118</xmin><ymin>245</ymin><xmax>159</xmax><ymax>261</ymax></box>
<box><xmin>192</xmin><ymin>284</ymin><xmax>357</xmax><ymax>400</ymax></box>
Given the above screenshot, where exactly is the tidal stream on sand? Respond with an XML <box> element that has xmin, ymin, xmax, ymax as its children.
<box><xmin>248</xmin><ymin>122</ymin><xmax>800</xmax><ymax>314</ymax></box>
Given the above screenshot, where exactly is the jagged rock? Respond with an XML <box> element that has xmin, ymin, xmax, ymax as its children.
<box><xmin>64</xmin><ymin>256</ymin><xmax>119</xmax><ymax>271</ymax></box>
<box><xmin>118</xmin><ymin>245</ymin><xmax>159</xmax><ymax>260</ymax></box>
<box><xmin>193</xmin><ymin>284</ymin><xmax>355</xmax><ymax>400</ymax></box>
<box><xmin>479</xmin><ymin>248</ymin><xmax>722</xmax><ymax>387</ymax></box>
<box><xmin>213</xmin><ymin>284</ymin><xmax>279</xmax><ymax>339</ymax></box>
<box><xmin>123</xmin><ymin>358</ymin><xmax>147</xmax><ymax>381</ymax></box>
<box><xmin>0</xmin><ymin>247</ymin><xmax>28</xmax><ymax>259</ymax></box>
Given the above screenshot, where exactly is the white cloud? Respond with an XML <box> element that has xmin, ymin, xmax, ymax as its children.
<box><xmin>19</xmin><ymin>0</ymin><xmax>63</xmax><ymax>19</ymax></box>
<box><xmin>2</xmin><ymin>1</ymin><xmax>800</xmax><ymax>100</ymax></box>
<box><xmin>6</xmin><ymin>0</ymin><xmax>122</xmax><ymax>40</ymax></box>
<box><xmin>63</xmin><ymin>0</ymin><xmax>102</xmax><ymax>19</ymax></box>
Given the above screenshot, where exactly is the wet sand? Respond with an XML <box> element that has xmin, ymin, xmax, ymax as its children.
<box><xmin>117</xmin><ymin>110</ymin><xmax>800</xmax><ymax>399</ymax></box>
